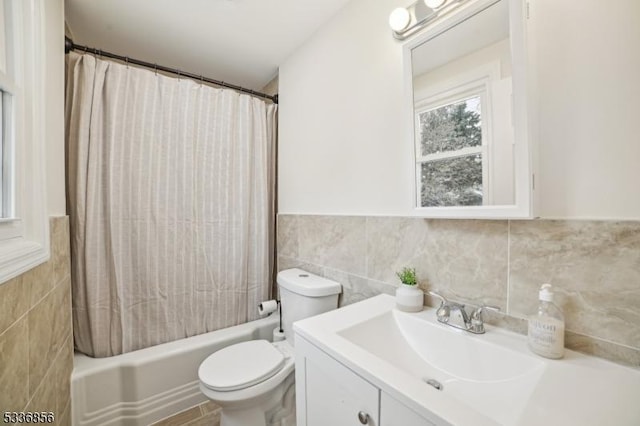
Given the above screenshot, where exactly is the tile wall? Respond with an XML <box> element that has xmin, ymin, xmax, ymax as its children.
<box><xmin>277</xmin><ymin>215</ymin><xmax>640</xmax><ymax>367</ymax></box>
<box><xmin>0</xmin><ymin>217</ymin><xmax>72</xmax><ymax>425</ymax></box>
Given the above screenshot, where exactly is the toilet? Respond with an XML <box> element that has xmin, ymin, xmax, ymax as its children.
<box><xmin>198</xmin><ymin>268</ymin><xmax>342</xmax><ymax>426</ymax></box>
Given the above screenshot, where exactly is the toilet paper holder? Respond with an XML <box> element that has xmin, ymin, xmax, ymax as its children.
<box><xmin>258</xmin><ymin>299</ymin><xmax>278</xmax><ymax>315</ymax></box>
<box><xmin>259</xmin><ymin>299</ymin><xmax>283</xmax><ymax>333</ymax></box>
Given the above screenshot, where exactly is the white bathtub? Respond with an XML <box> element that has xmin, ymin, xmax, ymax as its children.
<box><xmin>71</xmin><ymin>315</ymin><xmax>279</xmax><ymax>426</ymax></box>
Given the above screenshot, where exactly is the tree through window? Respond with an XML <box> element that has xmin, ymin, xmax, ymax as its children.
<box><xmin>416</xmin><ymin>95</ymin><xmax>485</xmax><ymax>207</ymax></box>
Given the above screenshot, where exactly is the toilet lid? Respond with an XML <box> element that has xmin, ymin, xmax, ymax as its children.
<box><xmin>199</xmin><ymin>340</ymin><xmax>285</xmax><ymax>392</ymax></box>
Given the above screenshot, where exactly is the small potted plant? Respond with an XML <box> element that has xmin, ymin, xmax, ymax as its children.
<box><xmin>395</xmin><ymin>267</ymin><xmax>424</xmax><ymax>312</ymax></box>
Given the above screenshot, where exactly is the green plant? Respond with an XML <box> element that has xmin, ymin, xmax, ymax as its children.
<box><xmin>396</xmin><ymin>267</ymin><xmax>417</xmax><ymax>286</ymax></box>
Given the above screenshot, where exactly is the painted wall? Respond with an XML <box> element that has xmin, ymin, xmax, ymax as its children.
<box><xmin>533</xmin><ymin>0</ymin><xmax>640</xmax><ymax>219</ymax></box>
<box><xmin>278</xmin><ymin>0</ymin><xmax>640</xmax><ymax>220</ymax></box>
<box><xmin>279</xmin><ymin>0</ymin><xmax>409</xmax><ymax>216</ymax></box>
<box><xmin>44</xmin><ymin>0</ymin><xmax>66</xmax><ymax>216</ymax></box>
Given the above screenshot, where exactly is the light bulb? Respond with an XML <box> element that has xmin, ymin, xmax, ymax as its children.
<box><xmin>389</xmin><ymin>7</ymin><xmax>411</xmax><ymax>32</ymax></box>
<box><xmin>424</xmin><ymin>0</ymin><xmax>446</xmax><ymax>9</ymax></box>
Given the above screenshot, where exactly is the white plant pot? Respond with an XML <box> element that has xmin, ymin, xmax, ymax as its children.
<box><xmin>395</xmin><ymin>284</ymin><xmax>424</xmax><ymax>312</ymax></box>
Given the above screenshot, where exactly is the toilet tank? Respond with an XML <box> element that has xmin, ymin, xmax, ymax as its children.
<box><xmin>277</xmin><ymin>268</ymin><xmax>341</xmax><ymax>344</ymax></box>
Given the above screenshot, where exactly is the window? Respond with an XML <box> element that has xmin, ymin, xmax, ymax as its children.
<box><xmin>0</xmin><ymin>89</ymin><xmax>4</xmax><ymax>216</ymax></box>
<box><xmin>1</xmin><ymin>0</ymin><xmax>16</xmax><ymax>219</ymax></box>
<box><xmin>0</xmin><ymin>0</ymin><xmax>49</xmax><ymax>284</ymax></box>
<box><xmin>415</xmin><ymin>80</ymin><xmax>491</xmax><ymax>208</ymax></box>
<box><xmin>0</xmin><ymin>88</ymin><xmax>14</xmax><ymax>219</ymax></box>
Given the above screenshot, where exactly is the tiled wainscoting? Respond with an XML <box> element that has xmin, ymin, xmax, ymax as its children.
<box><xmin>151</xmin><ymin>401</ymin><xmax>221</xmax><ymax>426</ymax></box>
<box><xmin>0</xmin><ymin>217</ymin><xmax>72</xmax><ymax>425</ymax></box>
<box><xmin>278</xmin><ymin>215</ymin><xmax>640</xmax><ymax>367</ymax></box>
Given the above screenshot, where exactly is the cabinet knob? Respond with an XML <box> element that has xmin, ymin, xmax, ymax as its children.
<box><xmin>357</xmin><ymin>411</ymin><xmax>369</xmax><ymax>424</ymax></box>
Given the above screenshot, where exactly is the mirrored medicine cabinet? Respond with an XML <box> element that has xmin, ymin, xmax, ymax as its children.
<box><xmin>402</xmin><ymin>0</ymin><xmax>536</xmax><ymax>219</ymax></box>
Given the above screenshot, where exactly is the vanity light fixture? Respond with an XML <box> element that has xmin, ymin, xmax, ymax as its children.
<box><xmin>389</xmin><ymin>0</ymin><xmax>468</xmax><ymax>40</ymax></box>
<box><xmin>389</xmin><ymin>7</ymin><xmax>412</xmax><ymax>32</ymax></box>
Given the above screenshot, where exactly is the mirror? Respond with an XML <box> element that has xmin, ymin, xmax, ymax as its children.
<box><xmin>405</xmin><ymin>0</ymin><xmax>534</xmax><ymax>218</ymax></box>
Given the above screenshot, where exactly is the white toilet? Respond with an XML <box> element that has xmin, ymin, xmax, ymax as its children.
<box><xmin>198</xmin><ymin>268</ymin><xmax>341</xmax><ymax>426</ymax></box>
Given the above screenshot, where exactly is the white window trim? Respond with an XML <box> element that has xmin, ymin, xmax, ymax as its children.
<box><xmin>0</xmin><ymin>0</ymin><xmax>49</xmax><ymax>284</ymax></box>
<box><xmin>417</xmin><ymin>145</ymin><xmax>483</xmax><ymax>163</ymax></box>
<box><xmin>413</xmin><ymin>64</ymin><xmax>499</xmax><ymax>208</ymax></box>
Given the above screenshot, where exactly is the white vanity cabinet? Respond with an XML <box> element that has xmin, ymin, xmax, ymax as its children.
<box><xmin>295</xmin><ymin>334</ymin><xmax>379</xmax><ymax>425</ymax></box>
<box><xmin>380</xmin><ymin>393</ymin><xmax>435</xmax><ymax>426</ymax></box>
<box><xmin>295</xmin><ymin>335</ymin><xmax>435</xmax><ymax>426</ymax></box>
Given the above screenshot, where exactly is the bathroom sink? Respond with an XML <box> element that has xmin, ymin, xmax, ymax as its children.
<box><xmin>293</xmin><ymin>294</ymin><xmax>640</xmax><ymax>426</ymax></box>
<box><xmin>338</xmin><ymin>309</ymin><xmax>545</xmax><ymax>424</ymax></box>
<box><xmin>339</xmin><ymin>309</ymin><xmax>543</xmax><ymax>382</ymax></box>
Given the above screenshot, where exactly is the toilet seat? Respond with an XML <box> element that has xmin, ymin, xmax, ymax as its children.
<box><xmin>199</xmin><ymin>340</ymin><xmax>287</xmax><ymax>392</ymax></box>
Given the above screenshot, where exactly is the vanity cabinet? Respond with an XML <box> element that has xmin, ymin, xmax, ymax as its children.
<box><xmin>380</xmin><ymin>393</ymin><xmax>435</xmax><ymax>426</ymax></box>
<box><xmin>295</xmin><ymin>335</ymin><xmax>435</xmax><ymax>426</ymax></box>
<box><xmin>296</xmin><ymin>334</ymin><xmax>379</xmax><ymax>425</ymax></box>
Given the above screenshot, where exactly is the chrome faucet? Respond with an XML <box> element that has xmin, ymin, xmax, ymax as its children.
<box><xmin>428</xmin><ymin>291</ymin><xmax>499</xmax><ymax>334</ymax></box>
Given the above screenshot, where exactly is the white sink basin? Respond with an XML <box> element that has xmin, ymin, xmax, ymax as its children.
<box><xmin>339</xmin><ymin>310</ymin><xmax>546</xmax><ymax>424</ymax></box>
<box><xmin>339</xmin><ymin>309</ymin><xmax>543</xmax><ymax>382</ymax></box>
<box><xmin>294</xmin><ymin>294</ymin><xmax>640</xmax><ymax>426</ymax></box>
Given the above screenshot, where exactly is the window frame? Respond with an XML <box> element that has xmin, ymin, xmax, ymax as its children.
<box><xmin>0</xmin><ymin>0</ymin><xmax>49</xmax><ymax>285</ymax></box>
<box><xmin>413</xmin><ymin>68</ymin><xmax>500</xmax><ymax>210</ymax></box>
<box><xmin>0</xmin><ymin>82</ymin><xmax>16</xmax><ymax>221</ymax></box>
<box><xmin>0</xmin><ymin>89</ymin><xmax>5</xmax><ymax>217</ymax></box>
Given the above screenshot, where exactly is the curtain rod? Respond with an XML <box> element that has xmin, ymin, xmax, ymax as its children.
<box><xmin>64</xmin><ymin>37</ymin><xmax>278</xmax><ymax>104</ymax></box>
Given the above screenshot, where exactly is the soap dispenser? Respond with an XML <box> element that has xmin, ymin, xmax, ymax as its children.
<box><xmin>528</xmin><ymin>284</ymin><xmax>565</xmax><ymax>359</ymax></box>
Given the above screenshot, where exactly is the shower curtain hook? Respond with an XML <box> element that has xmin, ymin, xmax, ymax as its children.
<box><xmin>125</xmin><ymin>57</ymin><xmax>129</xmax><ymax>68</ymax></box>
<box><xmin>154</xmin><ymin>63</ymin><xmax>158</xmax><ymax>76</ymax></box>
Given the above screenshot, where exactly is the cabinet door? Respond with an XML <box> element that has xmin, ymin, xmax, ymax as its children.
<box><xmin>299</xmin><ymin>339</ymin><xmax>379</xmax><ymax>426</ymax></box>
<box><xmin>381</xmin><ymin>392</ymin><xmax>435</xmax><ymax>426</ymax></box>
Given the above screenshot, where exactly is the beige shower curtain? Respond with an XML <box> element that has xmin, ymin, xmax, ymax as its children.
<box><xmin>65</xmin><ymin>53</ymin><xmax>277</xmax><ymax>357</ymax></box>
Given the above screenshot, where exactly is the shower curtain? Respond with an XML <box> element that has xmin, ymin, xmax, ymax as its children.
<box><xmin>65</xmin><ymin>53</ymin><xmax>277</xmax><ymax>357</ymax></box>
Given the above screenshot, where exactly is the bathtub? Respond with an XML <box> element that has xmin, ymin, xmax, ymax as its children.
<box><xmin>71</xmin><ymin>315</ymin><xmax>279</xmax><ymax>426</ymax></box>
